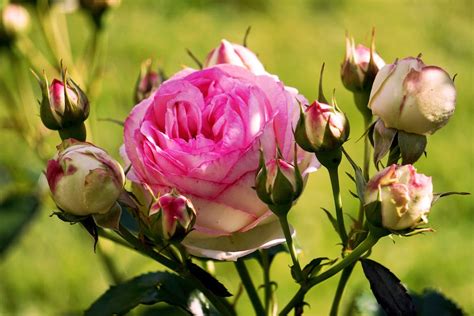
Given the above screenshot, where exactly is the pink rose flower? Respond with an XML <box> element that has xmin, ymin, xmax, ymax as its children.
<box><xmin>123</xmin><ymin>64</ymin><xmax>317</xmax><ymax>260</ymax></box>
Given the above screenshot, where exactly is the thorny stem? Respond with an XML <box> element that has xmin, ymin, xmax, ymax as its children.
<box><xmin>279</xmin><ymin>233</ymin><xmax>379</xmax><ymax>315</ymax></box>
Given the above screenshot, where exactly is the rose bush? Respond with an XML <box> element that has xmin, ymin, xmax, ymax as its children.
<box><xmin>123</xmin><ymin>62</ymin><xmax>317</xmax><ymax>260</ymax></box>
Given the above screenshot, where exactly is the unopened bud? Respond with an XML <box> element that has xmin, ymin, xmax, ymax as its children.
<box><xmin>204</xmin><ymin>39</ymin><xmax>266</xmax><ymax>75</ymax></box>
<box><xmin>341</xmin><ymin>33</ymin><xmax>385</xmax><ymax>93</ymax></box>
<box><xmin>256</xmin><ymin>157</ymin><xmax>304</xmax><ymax>216</ymax></box>
<box><xmin>134</xmin><ymin>59</ymin><xmax>163</xmax><ymax>103</ymax></box>
<box><xmin>364</xmin><ymin>164</ymin><xmax>433</xmax><ymax>232</ymax></box>
<box><xmin>46</xmin><ymin>139</ymin><xmax>125</xmax><ymax>216</ymax></box>
<box><xmin>36</xmin><ymin>68</ymin><xmax>90</xmax><ymax>141</ymax></box>
<box><xmin>149</xmin><ymin>192</ymin><xmax>196</xmax><ymax>242</ymax></box>
<box><xmin>295</xmin><ymin>100</ymin><xmax>349</xmax><ymax>154</ymax></box>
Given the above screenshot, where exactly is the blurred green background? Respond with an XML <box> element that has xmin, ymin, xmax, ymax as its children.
<box><xmin>0</xmin><ymin>0</ymin><xmax>473</xmax><ymax>315</ymax></box>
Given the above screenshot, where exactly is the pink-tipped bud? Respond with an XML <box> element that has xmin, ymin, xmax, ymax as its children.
<box><xmin>149</xmin><ymin>192</ymin><xmax>196</xmax><ymax>242</ymax></box>
<box><xmin>295</xmin><ymin>100</ymin><xmax>350</xmax><ymax>154</ymax></box>
<box><xmin>341</xmin><ymin>34</ymin><xmax>385</xmax><ymax>93</ymax></box>
<box><xmin>46</xmin><ymin>139</ymin><xmax>125</xmax><ymax>216</ymax></box>
<box><xmin>204</xmin><ymin>39</ymin><xmax>266</xmax><ymax>75</ymax></box>
<box><xmin>36</xmin><ymin>68</ymin><xmax>90</xmax><ymax>140</ymax></box>
<box><xmin>364</xmin><ymin>164</ymin><xmax>433</xmax><ymax>231</ymax></box>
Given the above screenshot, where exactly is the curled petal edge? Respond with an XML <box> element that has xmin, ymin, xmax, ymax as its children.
<box><xmin>182</xmin><ymin>219</ymin><xmax>292</xmax><ymax>261</ymax></box>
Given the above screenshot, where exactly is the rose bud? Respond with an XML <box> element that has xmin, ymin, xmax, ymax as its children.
<box><xmin>134</xmin><ymin>59</ymin><xmax>163</xmax><ymax>103</ymax></box>
<box><xmin>0</xmin><ymin>4</ymin><xmax>30</xmax><ymax>46</ymax></box>
<box><xmin>46</xmin><ymin>139</ymin><xmax>125</xmax><ymax>216</ymax></box>
<box><xmin>256</xmin><ymin>158</ymin><xmax>304</xmax><ymax>216</ymax></box>
<box><xmin>149</xmin><ymin>192</ymin><xmax>196</xmax><ymax>242</ymax></box>
<box><xmin>295</xmin><ymin>100</ymin><xmax>350</xmax><ymax>154</ymax></box>
<box><xmin>364</xmin><ymin>164</ymin><xmax>433</xmax><ymax>232</ymax></box>
<box><xmin>36</xmin><ymin>69</ymin><xmax>90</xmax><ymax>141</ymax></box>
<box><xmin>341</xmin><ymin>35</ymin><xmax>385</xmax><ymax>93</ymax></box>
<box><xmin>204</xmin><ymin>39</ymin><xmax>266</xmax><ymax>75</ymax></box>
<box><xmin>368</xmin><ymin>56</ymin><xmax>456</xmax><ymax>135</ymax></box>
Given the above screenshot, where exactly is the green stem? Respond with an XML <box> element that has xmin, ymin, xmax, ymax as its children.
<box><xmin>328</xmin><ymin>167</ymin><xmax>348</xmax><ymax>246</ymax></box>
<box><xmin>329</xmin><ymin>263</ymin><xmax>355</xmax><ymax>316</ymax></box>
<box><xmin>260</xmin><ymin>250</ymin><xmax>273</xmax><ymax>315</ymax></box>
<box><xmin>279</xmin><ymin>233</ymin><xmax>379</xmax><ymax>315</ymax></box>
<box><xmin>278</xmin><ymin>214</ymin><xmax>303</xmax><ymax>282</ymax></box>
<box><xmin>117</xmin><ymin>224</ymin><xmax>179</xmax><ymax>271</ymax></box>
<box><xmin>234</xmin><ymin>259</ymin><xmax>265</xmax><ymax>316</ymax></box>
<box><xmin>363</xmin><ymin>115</ymin><xmax>372</xmax><ymax>182</ymax></box>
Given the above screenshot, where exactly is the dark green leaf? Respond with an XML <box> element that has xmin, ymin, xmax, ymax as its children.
<box><xmin>86</xmin><ymin>271</ymin><xmax>220</xmax><ymax>316</ymax></box>
<box><xmin>361</xmin><ymin>259</ymin><xmax>416</xmax><ymax>316</ymax></box>
<box><xmin>412</xmin><ymin>289</ymin><xmax>465</xmax><ymax>316</ymax></box>
<box><xmin>0</xmin><ymin>193</ymin><xmax>40</xmax><ymax>256</ymax></box>
<box><xmin>186</xmin><ymin>261</ymin><xmax>232</xmax><ymax>297</ymax></box>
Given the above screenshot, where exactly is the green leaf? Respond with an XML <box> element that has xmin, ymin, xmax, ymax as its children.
<box><xmin>432</xmin><ymin>191</ymin><xmax>470</xmax><ymax>205</ymax></box>
<box><xmin>342</xmin><ymin>149</ymin><xmax>366</xmax><ymax>203</ymax></box>
<box><xmin>361</xmin><ymin>259</ymin><xmax>416</xmax><ymax>316</ymax></box>
<box><xmin>85</xmin><ymin>271</ymin><xmax>219</xmax><ymax>316</ymax></box>
<box><xmin>321</xmin><ymin>207</ymin><xmax>339</xmax><ymax>235</ymax></box>
<box><xmin>0</xmin><ymin>193</ymin><xmax>40</xmax><ymax>257</ymax></box>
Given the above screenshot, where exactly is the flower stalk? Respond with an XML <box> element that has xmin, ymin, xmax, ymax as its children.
<box><xmin>234</xmin><ymin>259</ymin><xmax>265</xmax><ymax>316</ymax></box>
<box><xmin>278</xmin><ymin>214</ymin><xmax>304</xmax><ymax>283</ymax></box>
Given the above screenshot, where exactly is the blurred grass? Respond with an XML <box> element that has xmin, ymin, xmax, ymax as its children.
<box><xmin>0</xmin><ymin>0</ymin><xmax>473</xmax><ymax>315</ymax></box>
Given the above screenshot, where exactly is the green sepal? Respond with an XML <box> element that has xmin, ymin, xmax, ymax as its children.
<box><xmin>255</xmin><ymin>151</ymin><xmax>272</xmax><ymax>205</ymax></box>
<box><xmin>271</xmin><ymin>165</ymin><xmax>296</xmax><ymax>206</ymax></box>
<box><xmin>398</xmin><ymin>131</ymin><xmax>427</xmax><ymax>165</ymax></box>
<box><xmin>93</xmin><ymin>202</ymin><xmax>122</xmax><ymax>230</ymax></box>
<box><xmin>294</xmin><ymin>105</ymin><xmax>316</xmax><ymax>153</ymax></box>
<box><xmin>364</xmin><ymin>201</ymin><xmax>390</xmax><ymax>238</ymax></box>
